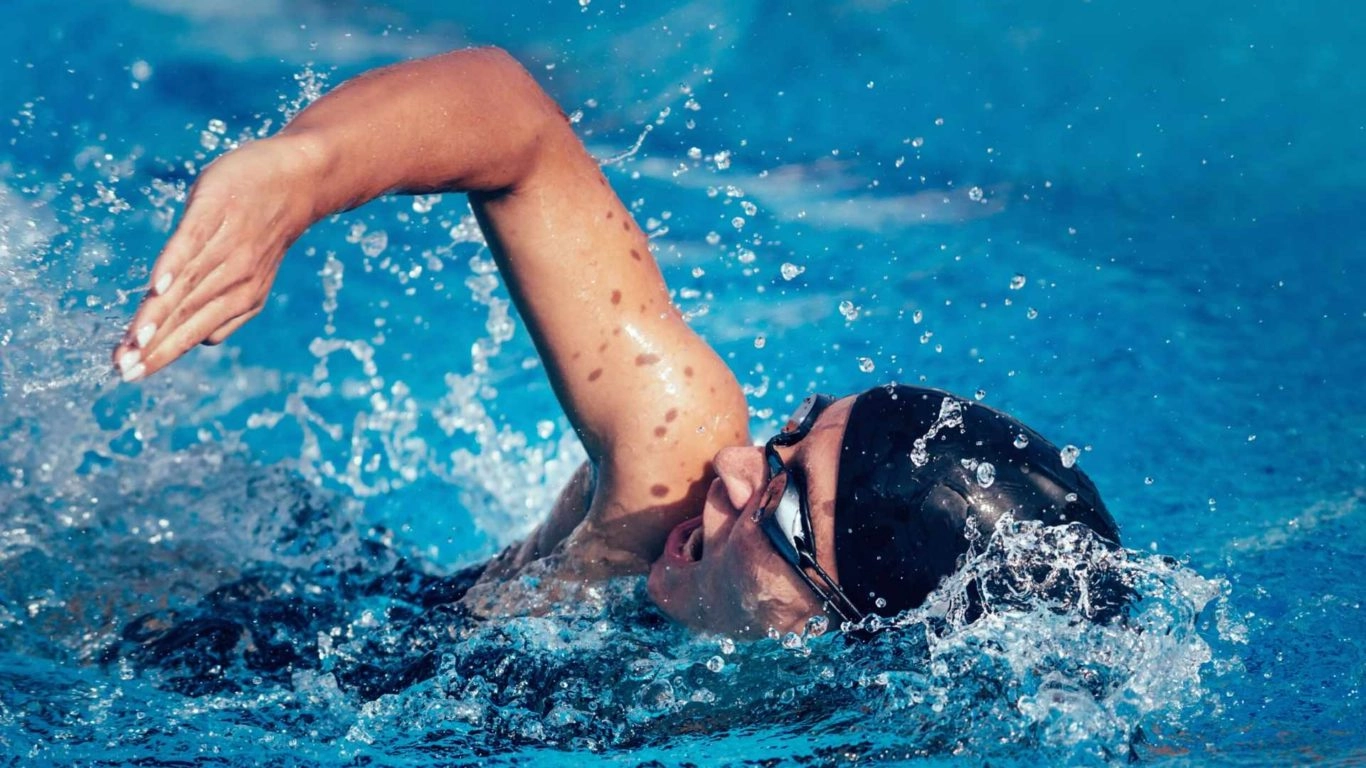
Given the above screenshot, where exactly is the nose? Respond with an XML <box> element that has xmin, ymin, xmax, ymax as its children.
<box><xmin>712</xmin><ymin>445</ymin><xmax>768</xmax><ymax>514</ymax></box>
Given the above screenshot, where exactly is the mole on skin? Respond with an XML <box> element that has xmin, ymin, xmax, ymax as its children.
<box><xmin>665</xmin><ymin>408</ymin><xmax>678</xmax><ymax>422</ymax></box>
<box><xmin>588</xmin><ymin>368</ymin><xmax>603</xmax><ymax>382</ymax></box>
<box><xmin>635</xmin><ymin>354</ymin><xmax>660</xmax><ymax>366</ymax></box>
<box><xmin>650</xmin><ymin>484</ymin><xmax>670</xmax><ymax>498</ymax></box>
<box><xmin>630</xmin><ymin>250</ymin><xmax>641</xmax><ymax>261</ymax></box>
<box><xmin>606</xmin><ymin>210</ymin><xmax>614</xmax><ymax>219</ymax></box>
<box><xmin>610</xmin><ymin>290</ymin><xmax>621</xmax><ymax>305</ymax></box>
<box><xmin>684</xmin><ymin>366</ymin><xmax>694</xmax><ymax>377</ymax></box>
<box><xmin>654</xmin><ymin>426</ymin><xmax>667</xmax><ymax>437</ymax></box>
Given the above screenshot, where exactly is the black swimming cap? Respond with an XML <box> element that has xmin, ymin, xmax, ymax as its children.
<box><xmin>833</xmin><ymin>385</ymin><xmax>1119</xmax><ymax>619</ymax></box>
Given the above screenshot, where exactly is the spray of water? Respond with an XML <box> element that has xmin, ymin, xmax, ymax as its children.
<box><xmin>0</xmin><ymin>66</ymin><xmax>1241</xmax><ymax>765</ymax></box>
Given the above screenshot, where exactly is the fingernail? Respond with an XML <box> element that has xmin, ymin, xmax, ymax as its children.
<box><xmin>135</xmin><ymin>322</ymin><xmax>157</xmax><ymax>348</ymax></box>
<box><xmin>121</xmin><ymin>362</ymin><xmax>146</xmax><ymax>383</ymax></box>
<box><xmin>118</xmin><ymin>349</ymin><xmax>141</xmax><ymax>372</ymax></box>
<box><xmin>154</xmin><ymin>273</ymin><xmax>174</xmax><ymax>296</ymax></box>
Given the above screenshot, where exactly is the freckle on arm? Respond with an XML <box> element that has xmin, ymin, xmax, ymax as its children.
<box><xmin>665</xmin><ymin>408</ymin><xmax>678</xmax><ymax>422</ymax></box>
<box><xmin>630</xmin><ymin>249</ymin><xmax>642</xmax><ymax>261</ymax></box>
<box><xmin>654</xmin><ymin>426</ymin><xmax>667</xmax><ymax>437</ymax></box>
<box><xmin>587</xmin><ymin>368</ymin><xmax>603</xmax><ymax>382</ymax></box>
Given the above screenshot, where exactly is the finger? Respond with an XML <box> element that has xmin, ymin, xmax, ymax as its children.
<box><xmin>112</xmin><ymin>256</ymin><xmax>225</xmax><ymax>378</ymax></box>
<box><xmin>111</xmin><ymin>205</ymin><xmax>228</xmax><ymax>361</ymax></box>
<box><xmin>132</xmin><ymin>266</ymin><xmax>261</xmax><ymax>376</ymax></box>
<box><xmin>132</xmin><ymin>294</ymin><xmax>251</xmax><ymax>380</ymax></box>
<box><xmin>203</xmin><ymin>308</ymin><xmax>261</xmax><ymax>346</ymax></box>
<box><xmin>114</xmin><ymin>229</ymin><xmax>253</xmax><ymax>373</ymax></box>
<box><xmin>147</xmin><ymin>196</ymin><xmax>230</xmax><ymax>300</ymax></box>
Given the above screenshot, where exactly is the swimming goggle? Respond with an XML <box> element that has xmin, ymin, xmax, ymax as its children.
<box><xmin>753</xmin><ymin>393</ymin><xmax>865</xmax><ymax>625</ymax></box>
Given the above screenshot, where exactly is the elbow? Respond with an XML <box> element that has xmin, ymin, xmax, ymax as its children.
<box><xmin>464</xmin><ymin>47</ymin><xmax>578</xmax><ymax>195</ymax></box>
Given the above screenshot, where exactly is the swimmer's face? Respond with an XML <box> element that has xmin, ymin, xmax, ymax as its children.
<box><xmin>647</xmin><ymin>396</ymin><xmax>854</xmax><ymax>638</ymax></box>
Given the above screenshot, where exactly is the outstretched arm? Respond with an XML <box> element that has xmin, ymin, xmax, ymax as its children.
<box><xmin>114</xmin><ymin>47</ymin><xmax>749</xmax><ymax>567</ymax></box>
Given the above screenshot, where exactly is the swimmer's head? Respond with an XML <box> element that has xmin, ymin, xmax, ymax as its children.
<box><xmin>646</xmin><ymin>385</ymin><xmax>1121</xmax><ymax>637</ymax></box>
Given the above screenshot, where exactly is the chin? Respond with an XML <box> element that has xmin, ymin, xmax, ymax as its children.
<box><xmin>645</xmin><ymin>558</ymin><xmax>689</xmax><ymax>624</ymax></box>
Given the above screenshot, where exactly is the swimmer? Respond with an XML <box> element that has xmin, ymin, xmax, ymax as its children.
<box><xmin>111</xmin><ymin>48</ymin><xmax>1120</xmax><ymax>637</ymax></box>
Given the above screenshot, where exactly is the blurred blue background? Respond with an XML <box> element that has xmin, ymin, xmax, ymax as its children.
<box><xmin>1</xmin><ymin>0</ymin><xmax>1362</xmax><ymax>764</ymax></box>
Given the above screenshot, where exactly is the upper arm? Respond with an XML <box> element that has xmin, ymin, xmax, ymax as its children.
<box><xmin>468</xmin><ymin>101</ymin><xmax>748</xmax><ymax>561</ymax></box>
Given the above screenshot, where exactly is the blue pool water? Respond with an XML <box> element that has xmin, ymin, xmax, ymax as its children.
<box><xmin>2</xmin><ymin>0</ymin><xmax>1363</xmax><ymax>764</ymax></box>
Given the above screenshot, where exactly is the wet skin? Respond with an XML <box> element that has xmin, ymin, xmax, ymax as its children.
<box><xmin>648</xmin><ymin>396</ymin><xmax>855</xmax><ymax>638</ymax></box>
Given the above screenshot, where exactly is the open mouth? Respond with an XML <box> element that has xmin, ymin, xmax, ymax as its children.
<box><xmin>683</xmin><ymin>522</ymin><xmax>704</xmax><ymax>561</ymax></box>
<box><xmin>667</xmin><ymin>515</ymin><xmax>705</xmax><ymax>563</ymax></box>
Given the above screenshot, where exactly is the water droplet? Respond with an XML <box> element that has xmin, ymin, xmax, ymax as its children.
<box><xmin>687</xmin><ymin>146</ymin><xmax>702</xmax><ymax>160</ymax></box>
<box><xmin>976</xmin><ymin>461</ymin><xmax>996</xmax><ymax>488</ymax></box>
<box><xmin>705</xmin><ymin>231</ymin><xmax>721</xmax><ymax>246</ymax></box>
<box><xmin>968</xmin><ymin>186</ymin><xmax>984</xmax><ymax>202</ymax></box>
<box><xmin>805</xmin><ymin>614</ymin><xmax>829</xmax><ymax>637</ymax></box>
<box><xmin>706</xmin><ymin>656</ymin><xmax>725</xmax><ymax>673</ymax></box>
<box><xmin>753</xmin><ymin>334</ymin><xmax>766</xmax><ymax>349</ymax></box>
<box><xmin>741</xmin><ymin>200</ymin><xmax>757</xmax><ymax>216</ymax></box>
<box><xmin>360</xmin><ymin>230</ymin><xmax>388</xmax><ymax>258</ymax></box>
<box><xmin>411</xmin><ymin>194</ymin><xmax>441</xmax><ymax>214</ymax></box>
<box><xmin>766</xmin><ymin>627</ymin><xmax>781</xmax><ymax>641</ymax></box>
<box><xmin>718</xmin><ymin>637</ymin><xmax>736</xmax><ymax>655</ymax></box>
<box><xmin>974</xmin><ymin>388</ymin><xmax>986</xmax><ymax>401</ymax></box>
<box><xmin>1009</xmin><ymin>273</ymin><xmax>1027</xmax><ymax>290</ymax></box>
<box><xmin>1060</xmin><ymin>444</ymin><xmax>1081</xmax><ymax>468</ymax></box>
<box><xmin>911</xmin><ymin>309</ymin><xmax>923</xmax><ymax>324</ymax></box>
<box><xmin>1065</xmin><ymin>492</ymin><xmax>1079</xmax><ymax>502</ymax></box>
<box><xmin>1026</xmin><ymin>307</ymin><xmax>1039</xmax><ymax>320</ymax></box>
<box><xmin>731</xmin><ymin>216</ymin><xmax>745</xmax><ymax>230</ymax></box>
<box><xmin>780</xmin><ymin>262</ymin><xmax>805</xmax><ymax>280</ymax></box>
<box><xmin>535</xmin><ymin>420</ymin><xmax>555</xmax><ymax>439</ymax></box>
<box><xmin>838</xmin><ymin>300</ymin><xmax>860</xmax><ymax>321</ymax></box>
<box><xmin>207</xmin><ymin>118</ymin><xmax>227</xmax><ymax>135</ymax></box>
<box><xmin>782</xmin><ymin>632</ymin><xmax>803</xmax><ymax>650</ymax></box>
<box><xmin>1013</xmin><ymin>433</ymin><xmax>1029</xmax><ymax>449</ymax></box>
<box><xmin>713</xmin><ymin>150</ymin><xmax>732</xmax><ymax>170</ymax></box>
<box><xmin>1144</xmin><ymin>476</ymin><xmax>1155</xmax><ymax>485</ymax></box>
<box><xmin>874</xmin><ymin>596</ymin><xmax>888</xmax><ymax>609</ymax></box>
<box><xmin>934</xmin><ymin>117</ymin><xmax>944</xmax><ymax>126</ymax></box>
<box><xmin>1247</xmin><ymin>434</ymin><xmax>1257</xmax><ymax>442</ymax></box>
<box><xmin>857</xmin><ymin>357</ymin><xmax>875</xmax><ymax>373</ymax></box>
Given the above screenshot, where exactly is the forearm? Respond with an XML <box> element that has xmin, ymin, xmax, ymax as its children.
<box><xmin>277</xmin><ymin>47</ymin><xmax>563</xmax><ymax>218</ymax></box>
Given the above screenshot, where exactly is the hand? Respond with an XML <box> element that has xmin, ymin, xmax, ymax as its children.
<box><xmin>113</xmin><ymin>137</ymin><xmax>322</xmax><ymax>382</ymax></box>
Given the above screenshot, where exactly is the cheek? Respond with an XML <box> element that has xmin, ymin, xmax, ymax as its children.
<box><xmin>731</xmin><ymin>542</ymin><xmax>823</xmax><ymax>630</ymax></box>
